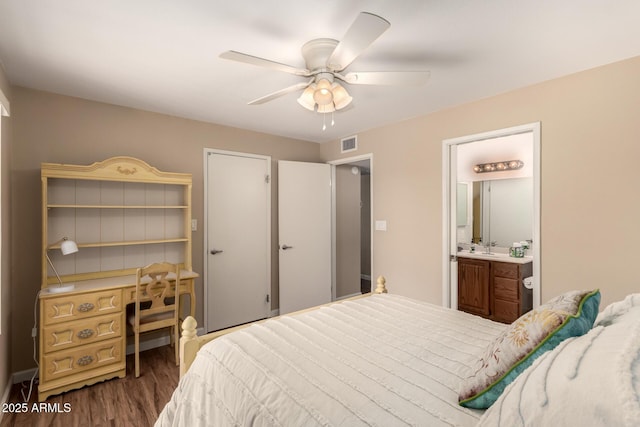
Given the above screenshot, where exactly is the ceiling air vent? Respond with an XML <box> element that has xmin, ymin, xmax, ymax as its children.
<box><xmin>341</xmin><ymin>135</ymin><xmax>358</xmax><ymax>153</ymax></box>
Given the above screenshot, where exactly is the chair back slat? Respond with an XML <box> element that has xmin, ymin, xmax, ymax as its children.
<box><xmin>134</xmin><ymin>262</ymin><xmax>181</xmax><ymax>326</ymax></box>
<box><xmin>132</xmin><ymin>261</ymin><xmax>182</xmax><ymax>377</ymax></box>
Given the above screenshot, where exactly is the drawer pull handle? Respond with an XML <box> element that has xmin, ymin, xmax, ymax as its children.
<box><xmin>78</xmin><ymin>303</ymin><xmax>95</xmax><ymax>313</ymax></box>
<box><xmin>77</xmin><ymin>355</ymin><xmax>94</xmax><ymax>366</ymax></box>
<box><xmin>77</xmin><ymin>329</ymin><xmax>94</xmax><ymax>339</ymax></box>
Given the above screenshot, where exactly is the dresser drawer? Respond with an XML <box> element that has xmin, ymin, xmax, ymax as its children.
<box><xmin>41</xmin><ymin>337</ymin><xmax>124</xmax><ymax>383</ymax></box>
<box><xmin>492</xmin><ymin>262</ymin><xmax>519</xmax><ymax>279</ymax></box>
<box><xmin>42</xmin><ymin>289</ymin><xmax>122</xmax><ymax>326</ymax></box>
<box><xmin>493</xmin><ymin>277</ymin><xmax>519</xmax><ymax>301</ymax></box>
<box><xmin>42</xmin><ymin>313</ymin><xmax>122</xmax><ymax>354</ymax></box>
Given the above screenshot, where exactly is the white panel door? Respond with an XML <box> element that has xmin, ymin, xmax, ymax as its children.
<box><xmin>206</xmin><ymin>151</ymin><xmax>270</xmax><ymax>331</ymax></box>
<box><xmin>278</xmin><ymin>161</ymin><xmax>332</xmax><ymax>314</ymax></box>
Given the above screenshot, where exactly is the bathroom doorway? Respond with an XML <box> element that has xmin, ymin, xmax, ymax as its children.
<box><xmin>442</xmin><ymin>123</ymin><xmax>541</xmax><ymax>310</ymax></box>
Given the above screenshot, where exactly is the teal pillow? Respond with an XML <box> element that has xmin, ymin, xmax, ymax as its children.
<box><xmin>459</xmin><ymin>289</ymin><xmax>600</xmax><ymax>409</ymax></box>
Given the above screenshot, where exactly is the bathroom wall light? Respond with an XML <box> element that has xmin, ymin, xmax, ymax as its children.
<box><xmin>473</xmin><ymin>160</ymin><xmax>524</xmax><ymax>173</ymax></box>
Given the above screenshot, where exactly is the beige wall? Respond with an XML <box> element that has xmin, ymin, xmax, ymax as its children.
<box><xmin>10</xmin><ymin>87</ymin><xmax>321</xmax><ymax>372</ymax></box>
<box><xmin>0</xmin><ymin>66</ymin><xmax>12</xmax><ymax>396</ymax></box>
<box><xmin>321</xmin><ymin>55</ymin><xmax>640</xmax><ymax>309</ymax></box>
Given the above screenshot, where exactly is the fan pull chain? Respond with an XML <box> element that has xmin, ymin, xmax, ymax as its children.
<box><xmin>321</xmin><ymin>109</ymin><xmax>336</xmax><ymax>131</ymax></box>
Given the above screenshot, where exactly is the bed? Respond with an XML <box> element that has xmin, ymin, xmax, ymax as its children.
<box><xmin>156</xmin><ymin>278</ymin><xmax>640</xmax><ymax>426</ymax></box>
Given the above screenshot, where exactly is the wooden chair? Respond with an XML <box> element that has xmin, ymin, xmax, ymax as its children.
<box><xmin>129</xmin><ymin>262</ymin><xmax>181</xmax><ymax>377</ymax></box>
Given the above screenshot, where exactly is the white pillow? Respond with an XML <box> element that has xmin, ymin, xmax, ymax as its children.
<box><xmin>477</xmin><ymin>293</ymin><xmax>640</xmax><ymax>427</ymax></box>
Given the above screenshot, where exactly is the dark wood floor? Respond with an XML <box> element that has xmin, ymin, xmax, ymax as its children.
<box><xmin>1</xmin><ymin>345</ymin><xmax>179</xmax><ymax>427</ymax></box>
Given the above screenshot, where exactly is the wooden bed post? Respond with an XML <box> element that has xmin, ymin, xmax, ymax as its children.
<box><xmin>180</xmin><ymin>316</ymin><xmax>199</xmax><ymax>378</ymax></box>
<box><xmin>374</xmin><ymin>276</ymin><xmax>387</xmax><ymax>294</ymax></box>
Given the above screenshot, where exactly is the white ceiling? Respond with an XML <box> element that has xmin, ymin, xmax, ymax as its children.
<box><xmin>1</xmin><ymin>1</ymin><xmax>639</xmax><ymax>143</ymax></box>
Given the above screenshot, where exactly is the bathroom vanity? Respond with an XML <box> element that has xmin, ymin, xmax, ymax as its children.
<box><xmin>457</xmin><ymin>252</ymin><xmax>532</xmax><ymax>323</ymax></box>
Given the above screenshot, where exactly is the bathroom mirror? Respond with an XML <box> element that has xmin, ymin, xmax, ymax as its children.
<box><xmin>456</xmin><ymin>183</ymin><xmax>468</xmax><ymax>226</ymax></box>
<box><xmin>472</xmin><ymin>177</ymin><xmax>533</xmax><ymax>247</ymax></box>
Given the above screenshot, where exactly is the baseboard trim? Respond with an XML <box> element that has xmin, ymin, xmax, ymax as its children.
<box><xmin>12</xmin><ymin>367</ymin><xmax>38</xmax><ymax>384</ymax></box>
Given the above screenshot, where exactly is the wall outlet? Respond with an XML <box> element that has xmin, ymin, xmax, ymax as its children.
<box><xmin>375</xmin><ymin>220</ymin><xmax>387</xmax><ymax>231</ymax></box>
<box><xmin>191</xmin><ymin>219</ymin><xmax>197</xmax><ymax>231</ymax></box>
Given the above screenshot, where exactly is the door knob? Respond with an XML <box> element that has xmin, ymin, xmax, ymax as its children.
<box><xmin>210</xmin><ymin>249</ymin><xmax>224</xmax><ymax>255</ymax></box>
<box><xmin>281</xmin><ymin>245</ymin><xmax>293</xmax><ymax>250</ymax></box>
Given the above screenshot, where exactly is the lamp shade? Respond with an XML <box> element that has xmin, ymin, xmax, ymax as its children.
<box><xmin>60</xmin><ymin>238</ymin><xmax>79</xmax><ymax>255</ymax></box>
<box><xmin>313</xmin><ymin>79</ymin><xmax>334</xmax><ymax>105</ymax></box>
<box><xmin>297</xmin><ymin>85</ymin><xmax>316</xmax><ymax>111</ymax></box>
<box><xmin>317</xmin><ymin>103</ymin><xmax>335</xmax><ymax>113</ymax></box>
<box><xmin>298</xmin><ymin>78</ymin><xmax>353</xmax><ymax>114</ymax></box>
<box><xmin>331</xmin><ymin>82</ymin><xmax>352</xmax><ymax>110</ymax></box>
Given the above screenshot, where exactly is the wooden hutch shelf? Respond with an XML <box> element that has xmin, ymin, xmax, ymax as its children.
<box><xmin>39</xmin><ymin>156</ymin><xmax>196</xmax><ymax>401</ymax></box>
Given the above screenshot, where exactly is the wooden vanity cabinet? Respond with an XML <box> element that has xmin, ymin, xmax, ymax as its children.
<box><xmin>458</xmin><ymin>257</ymin><xmax>532</xmax><ymax>323</ymax></box>
<box><xmin>457</xmin><ymin>258</ymin><xmax>490</xmax><ymax>316</ymax></box>
<box><xmin>491</xmin><ymin>261</ymin><xmax>533</xmax><ymax>323</ymax></box>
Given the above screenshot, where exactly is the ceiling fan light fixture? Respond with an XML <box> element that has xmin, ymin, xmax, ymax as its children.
<box><xmin>313</xmin><ymin>79</ymin><xmax>334</xmax><ymax>105</ymax></box>
<box><xmin>297</xmin><ymin>85</ymin><xmax>316</xmax><ymax>111</ymax></box>
<box><xmin>331</xmin><ymin>82</ymin><xmax>352</xmax><ymax>110</ymax></box>
<box><xmin>317</xmin><ymin>103</ymin><xmax>336</xmax><ymax>114</ymax></box>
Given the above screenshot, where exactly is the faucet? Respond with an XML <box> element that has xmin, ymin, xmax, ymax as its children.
<box><xmin>483</xmin><ymin>241</ymin><xmax>496</xmax><ymax>254</ymax></box>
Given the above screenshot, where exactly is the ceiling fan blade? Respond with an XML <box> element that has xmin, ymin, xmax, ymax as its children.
<box><xmin>341</xmin><ymin>71</ymin><xmax>430</xmax><ymax>86</ymax></box>
<box><xmin>220</xmin><ymin>50</ymin><xmax>310</xmax><ymax>76</ymax></box>
<box><xmin>327</xmin><ymin>12</ymin><xmax>390</xmax><ymax>72</ymax></box>
<box><xmin>248</xmin><ymin>79</ymin><xmax>313</xmax><ymax>105</ymax></box>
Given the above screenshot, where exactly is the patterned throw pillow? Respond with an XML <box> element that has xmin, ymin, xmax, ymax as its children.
<box><xmin>458</xmin><ymin>289</ymin><xmax>600</xmax><ymax>409</ymax></box>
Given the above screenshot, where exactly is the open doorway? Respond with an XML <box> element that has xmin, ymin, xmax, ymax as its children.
<box><xmin>330</xmin><ymin>155</ymin><xmax>373</xmax><ymax>299</ymax></box>
<box><xmin>442</xmin><ymin>123</ymin><xmax>540</xmax><ymax>311</ymax></box>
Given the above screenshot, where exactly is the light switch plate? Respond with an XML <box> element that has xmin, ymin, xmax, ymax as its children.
<box><xmin>191</xmin><ymin>219</ymin><xmax>197</xmax><ymax>231</ymax></box>
<box><xmin>375</xmin><ymin>220</ymin><xmax>387</xmax><ymax>231</ymax></box>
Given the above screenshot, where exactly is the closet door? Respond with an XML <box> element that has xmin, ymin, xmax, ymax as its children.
<box><xmin>206</xmin><ymin>151</ymin><xmax>271</xmax><ymax>331</ymax></box>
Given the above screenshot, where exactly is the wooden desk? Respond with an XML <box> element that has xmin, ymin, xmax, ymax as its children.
<box><xmin>38</xmin><ymin>270</ymin><xmax>197</xmax><ymax>401</ymax></box>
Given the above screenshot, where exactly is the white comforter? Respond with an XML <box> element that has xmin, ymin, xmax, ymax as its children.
<box><xmin>157</xmin><ymin>294</ymin><xmax>506</xmax><ymax>426</ymax></box>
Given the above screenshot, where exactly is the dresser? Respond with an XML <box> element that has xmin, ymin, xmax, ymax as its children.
<box><xmin>39</xmin><ymin>157</ymin><xmax>196</xmax><ymax>401</ymax></box>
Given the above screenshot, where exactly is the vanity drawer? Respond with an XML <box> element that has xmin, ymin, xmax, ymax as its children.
<box><xmin>42</xmin><ymin>289</ymin><xmax>122</xmax><ymax>326</ymax></box>
<box><xmin>42</xmin><ymin>313</ymin><xmax>122</xmax><ymax>354</ymax></box>
<box><xmin>494</xmin><ymin>299</ymin><xmax>520</xmax><ymax>323</ymax></box>
<box><xmin>493</xmin><ymin>277</ymin><xmax>519</xmax><ymax>301</ymax></box>
<box><xmin>41</xmin><ymin>337</ymin><xmax>124</xmax><ymax>382</ymax></box>
<box><xmin>492</xmin><ymin>262</ymin><xmax>519</xmax><ymax>279</ymax></box>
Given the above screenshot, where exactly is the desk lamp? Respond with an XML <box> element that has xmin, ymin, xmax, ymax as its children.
<box><xmin>46</xmin><ymin>237</ymin><xmax>78</xmax><ymax>293</ymax></box>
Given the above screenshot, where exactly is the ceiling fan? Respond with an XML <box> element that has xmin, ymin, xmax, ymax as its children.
<box><xmin>219</xmin><ymin>12</ymin><xmax>430</xmax><ymax>115</ymax></box>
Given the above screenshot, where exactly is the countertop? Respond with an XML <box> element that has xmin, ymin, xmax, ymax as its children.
<box><xmin>457</xmin><ymin>250</ymin><xmax>533</xmax><ymax>264</ymax></box>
